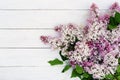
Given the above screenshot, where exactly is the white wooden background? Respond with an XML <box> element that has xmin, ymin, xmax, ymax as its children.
<box><xmin>0</xmin><ymin>0</ymin><xmax>119</xmax><ymax>80</ymax></box>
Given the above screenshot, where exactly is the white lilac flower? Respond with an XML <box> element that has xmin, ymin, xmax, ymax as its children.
<box><xmin>104</xmin><ymin>53</ymin><xmax>118</xmax><ymax>67</ymax></box>
<box><xmin>61</xmin><ymin>24</ymin><xmax>81</xmax><ymax>43</ymax></box>
<box><xmin>87</xmin><ymin>22</ymin><xmax>103</xmax><ymax>40</ymax></box>
<box><xmin>106</xmin><ymin>26</ymin><xmax>120</xmax><ymax>44</ymax></box>
<box><xmin>69</xmin><ymin>41</ymin><xmax>90</xmax><ymax>64</ymax></box>
<box><xmin>103</xmin><ymin>53</ymin><xmax>118</xmax><ymax>75</ymax></box>
<box><xmin>90</xmin><ymin>64</ymin><xmax>105</xmax><ymax>79</ymax></box>
<box><xmin>75</xmin><ymin>41</ymin><xmax>90</xmax><ymax>59</ymax></box>
<box><xmin>49</xmin><ymin>37</ymin><xmax>62</xmax><ymax>50</ymax></box>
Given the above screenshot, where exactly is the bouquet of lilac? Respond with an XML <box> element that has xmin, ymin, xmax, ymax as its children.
<box><xmin>41</xmin><ymin>3</ymin><xmax>120</xmax><ymax>80</ymax></box>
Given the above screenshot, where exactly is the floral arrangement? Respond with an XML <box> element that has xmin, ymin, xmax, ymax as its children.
<box><xmin>40</xmin><ymin>3</ymin><xmax>120</xmax><ymax>80</ymax></box>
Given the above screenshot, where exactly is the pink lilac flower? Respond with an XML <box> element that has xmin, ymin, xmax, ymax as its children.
<box><xmin>110</xmin><ymin>2</ymin><xmax>120</xmax><ymax>12</ymax></box>
<box><xmin>98</xmin><ymin>14</ymin><xmax>110</xmax><ymax>23</ymax></box>
<box><xmin>40</xmin><ymin>36</ymin><xmax>49</xmax><ymax>44</ymax></box>
<box><xmin>54</xmin><ymin>25</ymin><xmax>63</xmax><ymax>32</ymax></box>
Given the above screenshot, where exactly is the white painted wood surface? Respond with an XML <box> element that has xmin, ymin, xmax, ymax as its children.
<box><xmin>0</xmin><ymin>11</ymin><xmax>88</xmax><ymax>28</ymax></box>
<box><xmin>0</xmin><ymin>0</ymin><xmax>119</xmax><ymax>80</ymax></box>
<box><xmin>0</xmin><ymin>0</ymin><xmax>119</xmax><ymax>9</ymax></box>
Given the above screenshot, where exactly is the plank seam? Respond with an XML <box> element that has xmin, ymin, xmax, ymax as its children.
<box><xmin>0</xmin><ymin>66</ymin><xmax>47</xmax><ymax>67</ymax></box>
<box><xmin>0</xmin><ymin>28</ymin><xmax>53</xmax><ymax>30</ymax></box>
<box><xmin>0</xmin><ymin>9</ymin><xmax>107</xmax><ymax>11</ymax></box>
<box><xmin>0</xmin><ymin>47</ymin><xmax>50</xmax><ymax>49</ymax></box>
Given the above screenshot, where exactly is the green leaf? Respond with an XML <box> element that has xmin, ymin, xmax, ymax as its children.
<box><xmin>71</xmin><ymin>69</ymin><xmax>80</xmax><ymax>78</ymax></box>
<box><xmin>115</xmin><ymin>12</ymin><xmax>120</xmax><ymax>23</ymax></box>
<box><xmin>109</xmin><ymin>17</ymin><xmax>114</xmax><ymax>25</ymax></box>
<box><xmin>48</xmin><ymin>58</ymin><xmax>63</xmax><ymax>66</ymax></box>
<box><xmin>117</xmin><ymin>76</ymin><xmax>120</xmax><ymax>80</ymax></box>
<box><xmin>62</xmin><ymin>65</ymin><xmax>71</xmax><ymax>73</ymax></box>
<box><xmin>76</xmin><ymin>65</ymin><xmax>83</xmax><ymax>74</ymax></box>
<box><xmin>81</xmin><ymin>78</ymin><xmax>88</xmax><ymax>80</ymax></box>
<box><xmin>59</xmin><ymin>51</ymin><xmax>68</xmax><ymax>61</ymax></box>
<box><xmin>107</xmin><ymin>24</ymin><xmax>117</xmax><ymax>30</ymax></box>
<box><xmin>117</xmin><ymin>65</ymin><xmax>120</xmax><ymax>73</ymax></box>
<box><xmin>105</xmin><ymin>74</ymin><xmax>114</xmax><ymax>79</ymax></box>
<box><xmin>109</xmin><ymin>16</ymin><xmax>118</xmax><ymax>26</ymax></box>
<box><xmin>107</xmin><ymin>14</ymin><xmax>120</xmax><ymax>30</ymax></box>
<box><xmin>82</xmin><ymin>72</ymin><xmax>89</xmax><ymax>78</ymax></box>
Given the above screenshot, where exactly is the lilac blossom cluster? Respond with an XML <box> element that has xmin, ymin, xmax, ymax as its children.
<box><xmin>41</xmin><ymin>3</ymin><xmax>120</xmax><ymax>79</ymax></box>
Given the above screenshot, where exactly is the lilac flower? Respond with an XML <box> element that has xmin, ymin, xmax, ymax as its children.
<box><xmin>90</xmin><ymin>3</ymin><xmax>99</xmax><ymax>18</ymax></box>
<box><xmin>40</xmin><ymin>36</ymin><xmax>49</xmax><ymax>44</ymax></box>
<box><xmin>40</xmin><ymin>3</ymin><xmax>120</xmax><ymax>79</ymax></box>
<box><xmin>110</xmin><ymin>2</ymin><xmax>120</xmax><ymax>12</ymax></box>
<box><xmin>54</xmin><ymin>25</ymin><xmax>63</xmax><ymax>32</ymax></box>
<box><xmin>98</xmin><ymin>14</ymin><xmax>110</xmax><ymax>23</ymax></box>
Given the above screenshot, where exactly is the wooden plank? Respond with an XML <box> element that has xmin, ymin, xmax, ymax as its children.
<box><xmin>0</xmin><ymin>67</ymin><xmax>78</xmax><ymax>80</ymax></box>
<box><xmin>0</xmin><ymin>49</ymin><xmax>78</xmax><ymax>80</ymax></box>
<box><xmin>0</xmin><ymin>10</ymin><xmax>89</xmax><ymax>28</ymax></box>
<box><xmin>0</xmin><ymin>30</ymin><xmax>55</xmax><ymax>47</ymax></box>
<box><xmin>0</xmin><ymin>0</ymin><xmax>119</xmax><ymax>9</ymax></box>
<box><xmin>0</xmin><ymin>49</ymin><xmax>61</xmax><ymax>66</ymax></box>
